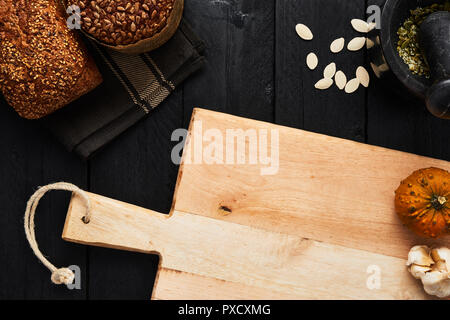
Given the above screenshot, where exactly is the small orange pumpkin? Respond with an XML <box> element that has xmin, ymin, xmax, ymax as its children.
<box><xmin>395</xmin><ymin>167</ymin><xmax>450</xmax><ymax>238</ymax></box>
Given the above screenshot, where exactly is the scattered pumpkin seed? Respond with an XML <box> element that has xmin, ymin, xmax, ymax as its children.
<box><xmin>347</xmin><ymin>37</ymin><xmax>366</xmax><ymax>51</ymax></box>
<box><xmin>330</xmin><ymin>38</ymin><xmax>345</xmax><ymax>53</ymax></box>
<box><xmin>323</xmin><ymin>63</ymin><xmax>336</xmax><ymax>79</ymax></box>
<box><xmin>370</xmin><ymin>62</ymin><xmax>382</xmax><ymax>78</ymax></box>
<box><xmin>356</xmin><ymin>66</ymin><xmax>370</xmax><ymax>87</ymax></box>
<box><xmin>397</xmin><ymin>1</ymin><xmax>450</xmax><ymax>78</ymax></box>
<box><xmin>315</xmin><ymin>78</ymin><xmax>333</xmax><ymax>90</ymax></box>
<box><xmin>295</xmin><ymin>23</ymin><xmax>313</xmax><ymax>40</ymax></box>
<box><xmin>306</xmin><ymin>52</ymin><xmax>318</xmax><ymax>70</ymax></box>
<box><xmin>351</xmin><ymin>19</ymin><xmax>369</xmax><ymax>33</ymax></box>
<box><xmin>366</xmin><ymin>38</ymin><xmax>375</xmax><ymax>49</ymax></box>
<box><xmin>378</xmin><ymin>63</ymin><xmax>389</xmax><ymax>72</ymax></box>
<box><xmin>295</xmin><ymin>15</ymin><xmax>378</xmax><ymax>93</ymax></box>
<box><xmin>335</xmin><ymin>70</ymin><xmax>347</xmax><ymax>90</ymax></box>
<box><xmin>345</xmin><ymin>78</ymin><xmax>360</xmax><ymax>93</ymax></box>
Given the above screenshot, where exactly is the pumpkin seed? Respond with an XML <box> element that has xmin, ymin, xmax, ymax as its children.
<box><xmin>368</xmin><ymin>22</ymin><xmax>377</xmax><ymax>31</ymax></box>
<box><xmin>356</xmin><ymin>66</ymin><xmax>370</xmax><ymax>87</ymax></box>
<box><xmin>370</xmin><ymin>62</ymin><xmax>382</xmax><ymax>78</ymax></box>
<box><xmin>335</xmin><ymin>70</ymin><xmax>347</xmax><ymax>90</ymax></box>
<box><xmin>323</xmin><ymin>63</ymin><xmax>336</xmax><ymax>79</ymax></box>
<box><xmin>379</xmin><ymin>63</ymin><xmax>389</xmax><ymax>72</ymax></box>
<box><xmin>351</xmin><ymin>19</ymin><xmax>369</xmax><ymax>33</ymax></box>
<box><xmin>306</xmin><ymin>52</ymin><xmax>318</xmax><ymax>70</ymax></box>
<box><xmin>330</xmin><ymin>38</ymin><xmax>345</xmax><ymax>53</ymax></box>
<box><xmin>314</xmin><ymin>78</ymin><xmax>333</xmax><ymax>90</ymax></box>
<box><xmin>344</xmin><ymin>78</ymin><xmax>360</xmax><ymax>93</ymax></box>
<box><xmin>347</xmin><ymin>37</ymin><xmax>366</xmax><ymax>51</ymax></box>
<box><xmin>295</xmin><ymin>23</ymin><xmax>313</xmax><ymax>40</ymax></box>
<box><xmin>366</xmin><ymin>38</ymin><xmax>375</xmax><ymax>49</ymax></box>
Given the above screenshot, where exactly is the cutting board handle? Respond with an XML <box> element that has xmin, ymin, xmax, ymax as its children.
<box><xmin>63</xmin><ymin>192</ymin><xmax>171</xmax><ymax>255</ymax></box>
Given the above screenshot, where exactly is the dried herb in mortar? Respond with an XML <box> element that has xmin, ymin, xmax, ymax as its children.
<box><xmin>397</xmin><ymin>2</ymin><xmax>450</xmax><ymax>78</ymax></box>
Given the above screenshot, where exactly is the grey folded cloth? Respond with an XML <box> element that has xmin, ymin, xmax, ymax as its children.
<box><xmin>42</xmin><ymin>20</ymin><xmax>205</xmax><ymax>159</ymax></box>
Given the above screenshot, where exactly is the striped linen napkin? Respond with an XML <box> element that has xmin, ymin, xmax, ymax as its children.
<box><xmin>42</xmin><ymin>20</ymin><xmax>205</xmax><ymax>159</ymax></box>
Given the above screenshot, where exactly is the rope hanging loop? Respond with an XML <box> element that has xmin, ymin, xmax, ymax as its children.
<box><xmin>24</xmin><ymin>182</ymin><xmax>91</xmax><ymax>285</ymax></box>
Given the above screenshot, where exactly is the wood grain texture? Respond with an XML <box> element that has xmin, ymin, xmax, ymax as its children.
<box><xmin>0</xmin><ymin>97</ymin><xmax>87</xmax><ymax>299</ymax></box>
<box><xmin>1</xmin><ymin>0</ymin><xmax>449</xmax><ymax>300</ymax></box>
<box><xmin>63</xmin><ymin>191</ymin><xmax>431</xmax><ymax>300</ymax></box>
<box><xmin>174</xmin><ymin>109</ymin><xmax>450</xmax><ymax>259</ymax></box>
<box><xmin>183</xmin><ymin>0</ymin><xmax>275</xmax><ymax>125</ymax></box>
<box><xmin>64</xmin><ymin>108</ymin><xmax>450</xmax><ymax>300</ymax></box>
<box><xmin>275</xmin><ymin>0</ymin><xmax>366</xmax><ymax>142</ymax></box>
<box><xmin>86</xmin><ymin>87</ymin><xmax>183</xmax><ymax>299</ymax></box>
<box><xmin>153</xmin><ymin>268</ymin><xmax>301</xmax><ymax>300</ymax></box>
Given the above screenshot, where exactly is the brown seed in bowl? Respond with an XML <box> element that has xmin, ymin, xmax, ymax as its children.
<box><xmin>66</xmin><ymin>0</ymin><xmax>176</xmax><ymax>46</ymax></box>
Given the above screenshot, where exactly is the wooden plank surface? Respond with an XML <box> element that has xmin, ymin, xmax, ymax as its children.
<box><xmin>1</xmin><ymin>0</ymin><xmax>450</xmax><ymax>300</ymax></box>
<box><xmin>183</xmin><ymin>0</ymin><xmax>275</xmax><ymax>123</ymax></box>
<box><xmin>86</xmin><ymin>88</ymin><xmax>183</xmax><ymax>299</ymax></box>
<box><xmin>275</xmin><ymin>0</ymin><xmax>366</xmax><ymax>142</ymax></box>
<box><xmin>0</xmin><ymin>98</ymin><xmax>87</xmax><ymax>299</ymax></box>
<box><xmin>173</xmin><ymin>109</ymin><xmax>450</xmax><ymax>260</ymax></box>
<box><xmin>63</xmin><ymin>192</ymin><xmax>431</xmax><ymax>300</ymax></box>
<box><xmin>63</xmin><ymin>108</ymin><xmax>450</xmax><ymax>300</ymax></box>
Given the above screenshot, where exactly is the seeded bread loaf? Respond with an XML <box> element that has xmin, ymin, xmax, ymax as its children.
<box><xmin>0</xmin><ymin>0</ymin><xmax>103</xmax><ymax>119</ymax></box>
<box><xmin>65</xmin><ymin>0</ymin><xmax>184</xmax><ymax>54</ymax></box>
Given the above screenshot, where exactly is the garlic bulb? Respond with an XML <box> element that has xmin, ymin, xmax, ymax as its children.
<box><xmin>407</xmin><ymin>245</ymin><xmax>450</xmax><ymax>298</ymax></box>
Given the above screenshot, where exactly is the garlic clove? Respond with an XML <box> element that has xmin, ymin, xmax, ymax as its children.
<box><xmin>431</xmin><ymin>247</ymin><xmax>450</xmax><ymax>272</ymax></box>
<box><xmin>409</xmin><ymin>264</ymin><xmax>432</xmax><ymax>279</ymax></box>
<box><xmin>432</xmin><ymin>260</ymin><xmax>448</xmax><ymax>273</ymax></box>
<box><xmin>407</xmin><ymin>245</ymin><xmax>434</xmax><ymax>267</ymax></box>
<box><xmin>421</xmin><ymin>271</ymin><xmax>450</xmax><ymax>298</ymax></box>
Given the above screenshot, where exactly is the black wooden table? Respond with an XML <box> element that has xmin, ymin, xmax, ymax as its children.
<box><xmin>1</xmin><ymin>0</ymin><xmax>448</xmax><ymax>299</ymax></box>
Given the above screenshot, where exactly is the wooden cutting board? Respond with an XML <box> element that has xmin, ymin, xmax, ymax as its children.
<box><xmin>63</xmin><ymin>108</ymin><xmax>450</xmax><ymax>300</ymax></box>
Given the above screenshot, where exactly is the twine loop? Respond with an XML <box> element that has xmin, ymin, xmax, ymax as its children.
<box><xmin>24</xmin><ymin>182</ymin><xmax>91</xmax><ymax>285</ymax></box>
<box><xmin>51</xmin><ymin>267</ymin><xmax>76</xmax><ymax>285</ymax></box>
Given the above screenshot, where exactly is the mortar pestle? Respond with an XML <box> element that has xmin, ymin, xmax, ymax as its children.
<box><xmin>368</xmin><ymin>0</ymin><xmax>450</xmax><ymax>119</ymax></box>
<box><xmin>421</xmin><ymin>11</ymin><xmax>450</xmax><ymax>118</ymax></box>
